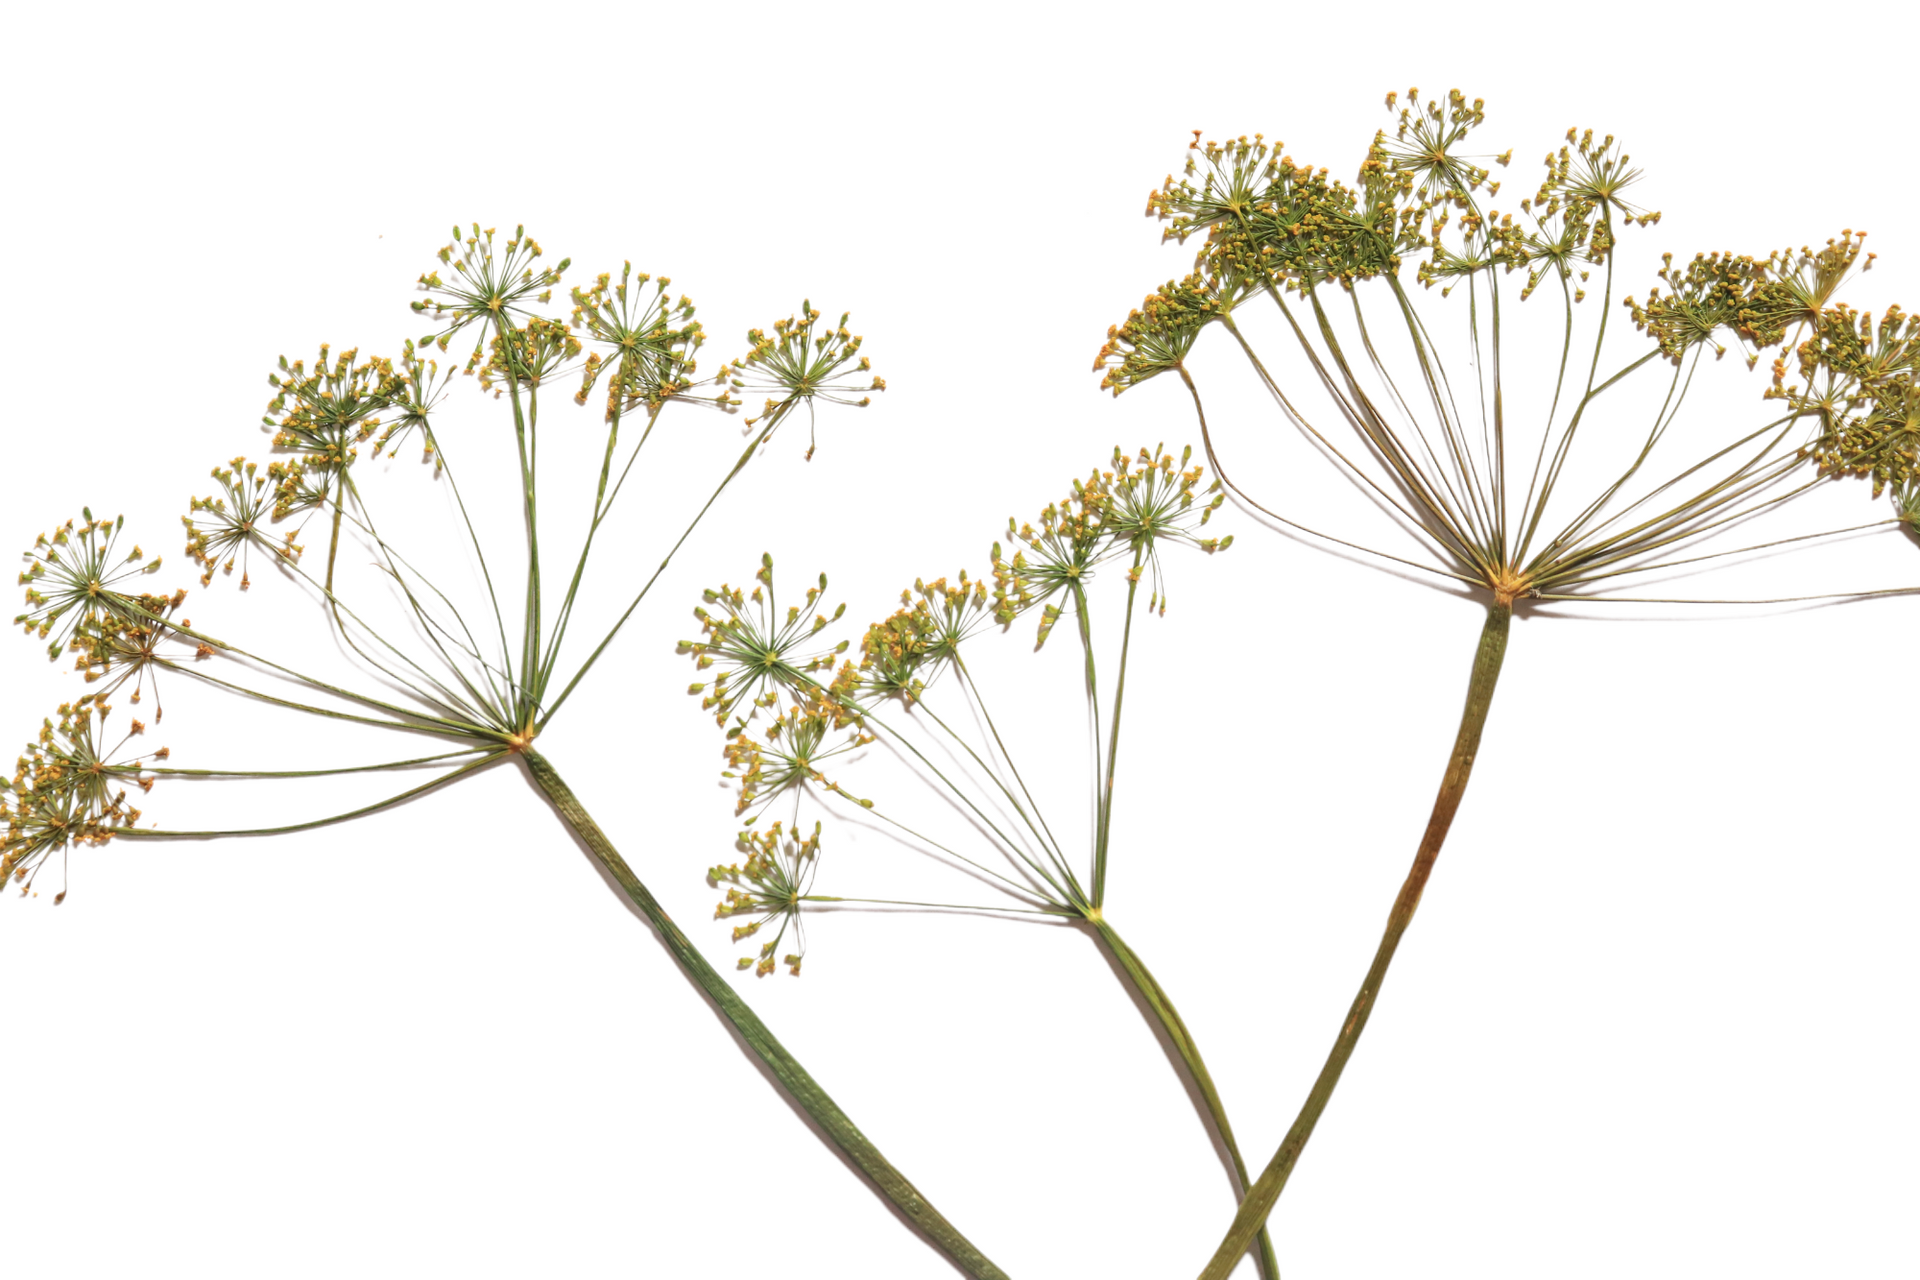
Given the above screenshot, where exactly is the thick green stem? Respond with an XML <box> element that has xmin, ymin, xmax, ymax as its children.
<box><xmin>1196</xmin><ymin>601</ymin><xmax>1513</xmax><ymax>1280</ymax></box>
<box><xmin>521</xmin><ymin>749</ymin><xmax>1008</xmax><ymax>1280</ymax></box>
<box><xmin>1094</xmin><ymin>919</ymin><xmax>1280</xmax><ymax>1280</ymax></box>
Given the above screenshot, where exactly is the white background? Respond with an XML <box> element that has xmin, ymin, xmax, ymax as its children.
<box><xmin>3</xmin><ymin>4</ymin><xmax>1915</xmax><ymax>1278</ymax></box>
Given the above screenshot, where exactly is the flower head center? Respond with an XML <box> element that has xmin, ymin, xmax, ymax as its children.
<box><xmin>1490</xmin><ymin>567</ymin><xmax>1533</xmax><ymax>607</ymax></box>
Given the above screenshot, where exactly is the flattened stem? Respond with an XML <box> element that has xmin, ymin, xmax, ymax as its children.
<box><xmin>1093</xmin><ymin>919</ymin><xmax>1281</xmax><ymax>1280</ymax></box>
<box><xmin>1195</xmin><ymin>601</ymin><xmax>1512</xmax><ymax>1280</ymax></box>
<box><xmin>520</xmin><ymin>749</ymin><xmax>1009</xmax><ymax>1280</ymax></box>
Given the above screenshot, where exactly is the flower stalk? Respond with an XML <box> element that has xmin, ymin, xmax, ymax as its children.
<box><xmin>6</xmin><ymin>224</ymin><xmax>978</xmax><ymax>1275</ymax></box>
<box><xmin>1094</xmin><ymin>917</ymin><xmax>1281</xmax><ymax>1280</ymax></box>
<box><xmin>679</xmin><ymin>446</ymin><xmax>1268</xmax><ymax>1273</ymax></box>
<box><xmin>1098</xmin><ymin>101</ymin><xmax>1915</xmax><ymax>1267</ymax></box>
<box><xmin>1196</xmin><ymin>600</ymin><xmax>1511</xmax><ymax>1278</ymax></box>
<box><xmin>521</xmin><ymin>748</ymin><xmax>1007</xmax><ymax>1280</ymax></box>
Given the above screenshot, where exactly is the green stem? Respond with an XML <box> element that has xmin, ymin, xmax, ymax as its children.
<box><xmin>324</xmin><ymin>470</ymin><xmax>346</xmax><ymax>595</ymax></box>
<box><xmin>519</xmin><ymin>384</ymin><xmax>543</xmax><ymax>723</ymax></box>
<box><xmin>915</xmin><ymin>699</ymin><xmax>1078</xmax><ymax>896</ymax></box>
<box><xmin>822</xmin><ymin>786</ymin><xmax>1051</xmax><ymax>905</ymax></box>
<box><xmin>122</xmin><ymin>752</ymin><xmax>507</xmax><ymax>838</ymax></box>
<box><xmin>809</xmin><ymin>895</ymin><xmax>1065</xmax><ymax>915</ymax></box>
<box><xmin>952</xmin><ymin>656</ymin><xmax>1068</xmax><ymax>874</ymax></box>
<box><xmin>1094</xmin><ymin>918</ymin><xmax>1280</xmax><ymax>1280</ymax></box>
<box><xmin>1069</xmin><ymin>580</ymin><xmax>1102</xmax><ymax>874</ymax></box>
<box><xmin>491</xmin><ymin>323</ymin><xmax>540</xmax><ymax>726</ymax></box>
<box><xmin>537</xmin><ymin>409</ymin><xmax>787</xmax><ymax>730</ymax></box>
<box><xmin>1196</xmin><ymin>600</ymin><xmax>1513</xmax><ymax>1280</ymax></box>
<box><xmin>128</xmin><ymin>601</ymin><xmax>495</xmax><ymax>740</ymax></box>
<box><xmin>139</xmin><ymin>749</ymin><xmax>490</xmax><ymax>778</ymax></box>
<box><xmin>537</xmin><ymin>401</ymin><xmax>633</xmax><ymax>692</ymax></box>
<box><xmin>1090</xmin><ymin>549</ymin><xmax>1142</xmax><ymax>908</ymax></box>
<box><xmin>159</xmin><ymin>660</ymin><xmax>482</xmax><ymax>741</ymax></box>
<box><xmin>521</xmin><ymin>748</ymin><xmax>1008</xmax><ymax>1280</ymax></box>
<box><xmin>337</xmin><ymin>476</ymin><xmax>506</xmax><ymax>723</ymax></box>
<box><xmin>427</xmin><ymin>430</ymin><xmax>517</xmax><ymax>706</ymax></box>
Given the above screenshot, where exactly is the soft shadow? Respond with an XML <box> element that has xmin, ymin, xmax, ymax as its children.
<box><xmin>1077</xmin><ymin>919</ymin><xmax>1248</xmax><ymax>1203</ymax></box>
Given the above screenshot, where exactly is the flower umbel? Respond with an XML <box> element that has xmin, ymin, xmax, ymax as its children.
<box><xmin>683</xmin><ymin>554</ymin><xmax>848</xmax><ymax>733</ymax></box>
<box><xmin>723</xmin><ymin>704</ymin><xmax>874</xmax><ymax>819</ymax></box>
<box><xmin>184</xmin><ymin>457</ymin><xmax>301</xmax><ymax>589</ymax></box>
<box><xmin>991</xmin><ymin>478</ymin><xmax>1108</xmax><ymax>647</ymax></box>
<box><xmin>709</xmin><ymin>820</ymin><xmax>824</xmax><ymax>976</ymax></box>
<box><xmin>413</xmin><ymin>223</ymin><xmax>570</xmax><ymax>372</ymax></box>
<box><xmin>16</xmin><ymin>511</ymin><xmax>165</xmax><ymax>661</ymax></box>
<box><xmin>570</xmin><ymin>265</ymin><xmax>722</xmax><ymax>418</ymax></box>
<box><xmin>854</xmin><ymin>572</ymin><xmax>994</xmax><ymax>704</ymax></box>
<box><xmin>1102</xmin><ymin>445</ymin><xmax>1231</xmax><ymax>613</ymax></box>
<box><xmin>264</xmin><ymin>345</ymin><xmax>404</xmax><ymax>473</ymax></box>
<box><xmin>725</xmin><ymin>302</ymin><xmax>884</xmax><ymax>458</ymax></box>
<box><xmin>1</xmin><ymin>698</ymin><xmax>158</xmax><ymax>902</ymax></box>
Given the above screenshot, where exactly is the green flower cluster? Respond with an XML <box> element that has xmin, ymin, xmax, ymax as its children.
<box><xmin>1</xmin><ymin>698</ymin><xmax>160</xmax><ymax>901</ymax></box>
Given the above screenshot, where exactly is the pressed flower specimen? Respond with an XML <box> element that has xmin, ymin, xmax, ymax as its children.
<box><xmin>1095</xmin><ymin>91</ymin><xmax>1917</xmax><ymax>1274</ymax></box>
<box><xmin>6</xmin><ymin>83</ymin><xmax>1911</xmax><ymax>1276</ymax></box>
<box><xmin>4</xmin><ymin>226</ymin><xmax>1012</xmax><ymax>1278</ymax></box>
<box><xmin>679</xmin><ymin>445</ymin><xmax>1288</xmax><ymax>1273</ymax></box>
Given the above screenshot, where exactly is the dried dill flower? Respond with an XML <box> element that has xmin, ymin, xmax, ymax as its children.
<box><xmin>682</xmin><ymin>555</ymin><xmax>849</xmax><ymax>730</ymax></box>
<box><xmin>183</xmin><ymin>457</ymin><xmax>300</xmax><ymax>589</ymax></box>
<box><xmin>570</xmin><ymin>265</ymin><xmax>714</xmax><ymax>417</ymax></box>
<box><xmin>722</xmin><ymin>704</ymin><xmax>874</xmax><ymax>820</ymax></box>
<box><xmin>413</xmin><ymin>223</ymin><xmax>568</xmax><ymax>372</ymax></box>
<box><xmin>1</xmin><ymin>698</ymin><xmax>159</xmax><ymax>903</ymax></box>
<box><xmin>677</xmin><ymin>448</ymin><xmax>1276</xmax><ymax>1275</ymax></box>
<box><xmin>710</xmin><ymin>820</ymin><xmax>824</xmax><ymax>976</ymax></box>
<box><xmin>6</xmin><ymin>223</ymin><xmax>1002</xmax><ymax>1280</ymax></box>
<box><xmin>15</xmin><ymin>511</ymin><xmax>163</xmax><ymax>660</ymax></box>
<box><xmin>723</xmin><ymin>301</ymin><xmax>885</xmax><ymax>458</ymax></box>
<box><xmin>1098</xmin><ymin>89</ymin><xmax>1918</xmax><ymax>1278</ymax></box>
